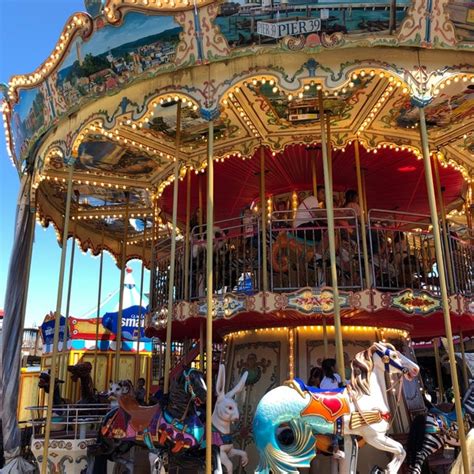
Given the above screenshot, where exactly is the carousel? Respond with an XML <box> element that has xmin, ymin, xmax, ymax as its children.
<box><xmin>1</xmin><ymin>0</ymin><xmax>473</xmax><ymax>472</ymax></box>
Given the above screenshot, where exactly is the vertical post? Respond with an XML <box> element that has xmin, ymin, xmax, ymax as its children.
<box><xmin>113</xmin><ymin>193</ymin><xmax>130</xmax><ymax>381</ymax></box>
<box><xmin>288</xmin><ymin>328</ymin><xmax>295</xmax><ymax>379</ymax></box>
<box><xmin>41</xmin><ymin>162</ymin><xmax>74</xmax><ymax>474</ymax></box>
<box><xmin>318</xmin><ymin>90</ymin><xmax>345</xmax><ymax>376</ymax></box>
<box><xmin>419</xmin><ymin>106</ymin><xmax>469</xmax><ymax>474</ymax></box>
<box><xmin>163</xmin><ymin>101</ymin><xmax>182</xmax><ymax>394</ymax></box>
<box><xmin>60</xmin><ymin>223</ymin><xmax>76</xmax><ymax>392</ymax></box>
<box><xmin>459</xmin><ymin>331</ymin><xmax>469</xmax><ymax>391</ymax></box>
<box><xmin>326</xmin><ymin>114</ymin><xmax>333</xmax><ymax>192</ymax></box>
<box><xmin>433</xmin><ymin>337</ymin><xmax>445</xmax><ymax>401</ymax></box>
<box><xmin>354</xmin><ymin>140</ymin><xmax>371</xmax><ymax>288</ymax></box>
<box><xmin>310</xmin><ymin>148</ymin><xmax>318</xmax><ymax>198</ymax></box>
<box><xmin>205</xmin><ymin>119</ymin><xmax>214</xmax><ymax>474</ymax></box>
<box><xmin>389</xmin><ymin>0</ymin><xmax>397</xmax><ymax>34</ymax></box>
<box><xmin>135</xmin><ymin>219</ymin><xmax>147</xmax><ymax>385</ymax></box>
<box><xmin>184</xmin><ymin>170</ymin><xmax>192</xmax><ymax>300</ymax></box>
<box><xmin>198</xmin><ymin>173</ymin><xmax>203</xmax><ymax>227</ymax></box>
<box><xmin>361</xmin><ymin>168</ymin><xmax>369</xmax><ymax>219</ymax></box>
<box><xmin>260</xmin><ymin>146</ymin><xmax>269</xmax><ymax>292</ymax></box>
<box><xmin>93</xmin><ymin>230</ymin><xmax>104</xmax><ymax>387</ymax></box>
<box><xmin>199</xmin><ymin>322</ymin><xmax>205</xmax><ymax>370</ymax></box>
<box><xmin>466</xmin><ymin>182</ymin><xmax>473</xmax><ymax>230</ymax></box>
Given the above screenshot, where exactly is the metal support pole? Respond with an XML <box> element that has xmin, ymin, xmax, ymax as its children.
<box><xmin>93</xmin><ymin>230</ymin><xmax>104</xmax><ymax>387</ymax></box>
<box><xmin>361</xmin><ymin>168</ymin><xmax>369</xmax><ymax>219</ymax></box>
<box><xmin>60</xmin><ymin>223</ymin><xmax>76</xmax><ymax>393</ymax></box>
<box><xmin>326</xmin><ymin>114</ymin><xmax>333</xmax><ymax>191</ymax></box>
<box><xmin>199</xmin><ymin>321</ymin><xmax>205</xmax><ymax>370</ymax></box>
<box><xmin>433</xmin><ymin>337</ymin><xmax>445</xmax><ymax>401</ymax></box>
<box><xmin>432</xmin><ymin>155</ymin><xmax>455</xmax><ymax>292</ymax></box>
<box><xmin>319</xmin><ymin>90</ymin><xmax>345</xmax><ymax>376</ymax></box>
<box><xmin>113</xmin><ymin>193</ymin><xmax>130</xmax><ymax>381</ymax></box>
<box><xmin>419</xmin><ymin>107</ymin><xmax>469</xmax><ymax>474</ymax></box>
<box><xmin>311</xmin><ymin>148</ymin><xmax>318</xmax><ymax>198</ymax></box>
<box><xmin>354</xmin><ymin>140</ymin><xmax>372</xmax><ymax>289</ymax></box>
<box><xmin>459</xmin><ymin>331</ymin><xmax>469</xmax><ymax>391</ymax></box>
<box><xmin>164</xmin><ymin>101</ymin><xmax>182</xmax><ymax>394</ymax></box>
<box><xmin>135</xmin><ymin>219</ymin><xmax>147</xmax><ymax>385</ymax></box>
<box><xmin>41</xmin><ymin>162</ymin><xmax>74</xmax><ymax>474</ymax></box>
<box><xmin>184</xmin><ymin>170</ymin><xmax>192</xmax><ymax>300</ymax></box>
<box><xmin>260</xmin><ymin>146</ymin><xmax>268</xmax><ymax>292</ymax></box>
<box><xmin>205</xmin><ymin>119</ymin><xmax>214</xmax><ymax>474</ymax></box>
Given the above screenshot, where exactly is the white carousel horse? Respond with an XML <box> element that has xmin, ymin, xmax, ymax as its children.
<box><xmin>212</xmin><ymin>365</ymin><xmax>249</xmax><ymax>473</ymax></box>
<box><xmin>253</xmin><ymin>341</ymin><xmax>420</xmax><ymax>474</ymax></box>
<box><xmin>106</xmin><ymin>379</ymin><xmax>135</xmax><ymax>407</ymax></box>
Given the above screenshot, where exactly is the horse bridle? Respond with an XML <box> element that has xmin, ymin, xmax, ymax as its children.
<box><xmin>375</xmin><ymin>348</ymin><xmax>409</xmax><ymax>375</ymax></box>
<box><xmin>183</xmin><ymin>368</ymin><xmax>200</xmax><ymax>401</ymax></box>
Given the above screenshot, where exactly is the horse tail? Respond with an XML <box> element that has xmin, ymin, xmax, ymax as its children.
<box><xmin>253</xmin><ymin>386</ymin><xmax>315</xmax><ymax>474</ymax></box>
<box><xmin>406</xmin><ymin>414</ymin><xmax>427</xmax><ymax>467</ymax></box>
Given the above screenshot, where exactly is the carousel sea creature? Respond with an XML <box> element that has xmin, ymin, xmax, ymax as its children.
<box><xmin>68</xmin><ymin>361</ymin><xmax>97</xmax><ymax>404</ymax></box>
<box><xmin>406</xmin><ymin>382</ymin><xmax>474</xmax><ymax>474</ymax></box>
<box><xmin>252</xmin><ymin>342</ymin><xmax>420</xmax><ymax>474</ymax></box>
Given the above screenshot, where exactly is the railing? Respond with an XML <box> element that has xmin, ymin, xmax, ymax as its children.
<box><xmin>269</xmin><ymin>209</ymin><xmax>362</xmax><ymax>291</ymax></box>
<box><xmin>368</xmin><ymin>210</ymin><xmax>441</xmax><ymax>293</ymax></box>
<box><xmin>150</xmin><ymin>209</ymin><xmax>474</xmax><ymax>310</ymax></box>
<box><xmin>26</xmin><ymin>404</ymin><xmax>109</xmax><ymax>440</ymax></box>
<box><xmin>449</xmin><ymin>228</ymin><xmax>474</xmax><ymax>297</ymax></box>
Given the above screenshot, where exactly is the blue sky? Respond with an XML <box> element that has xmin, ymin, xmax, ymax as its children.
<box><xmin>0</xmin><ymin>0</ymin><xmax>149</xmax><ymax>327</ymax></box>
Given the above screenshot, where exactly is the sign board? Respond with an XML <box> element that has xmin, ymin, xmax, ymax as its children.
<box><xmin>102</xmin><ymin>305</ymin><xmax>150</xmax><ymax>341</ymax></box>
<box><xmin>257</xmin><ymin>18</ymin><xmax>321</xmax><ymax>39</ymax></box>
<box><xmin>41</xmin><ymin>316</ymin><xmax>68</xmax><ymax>345</ymax></box>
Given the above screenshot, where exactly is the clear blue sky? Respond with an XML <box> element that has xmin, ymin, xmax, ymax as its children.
<box><xmin>0</xmin><ymin>0</ymin><xmax>149</xmax><ymax>327</ymax></box>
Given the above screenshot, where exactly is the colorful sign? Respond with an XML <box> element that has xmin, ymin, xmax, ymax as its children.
<box><xmin>102</xmin><ymin>305</ymin><xmax>150</xmax><ymax>340</ymax></box>
<box><xmin>257</xmin><ymin>19</ymin><xmax>321</xmax><ymax>38</ymax></box>
<box><xmin>40</xmin><ymin>315</ymin><xmax>68</xmax><ymax>345</ymax></box>
<box><xmin>287</xmin><ymin>288</ymin><xmax>350</xmax><ymax>315</ymax></box>
<box><xmin>392</xmin><ymin>290</ymin><xmax>441</xmax><ymax>315</ymax></box>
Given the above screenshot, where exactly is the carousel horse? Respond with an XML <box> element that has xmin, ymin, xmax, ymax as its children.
<box><xmin>87</xmin><ymin>366</ymin><xmax>217</xmax><ymax>473</ymax></box>
<box><xmin>253</xmin><ymin>342</ymin><xmax>420</xmax><ymax>474</ymax></box>
<box><xmin>406</xmin><ymin>382</ymin><xmax>474</xmax><ymax>474</ymax></box>
<box><xmin>68</xmin><ymin>361</ymin><xmax>97</xmax><ymax>404</ymax></box>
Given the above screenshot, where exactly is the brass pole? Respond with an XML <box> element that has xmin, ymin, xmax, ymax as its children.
<box><xmin>198</xmin><ymin>173</ymin><xmax>203</xmax><ymax>227</ymax></box>
<box><xmin>318</xmin><ymin>90</ymin><xmax>345</xmax><ymax>376</ymax></box>
<box><xmin>466</xmin><ymin>182</ymin><xmax>473</xmax><ymax>230</ymax></box>
<box><xmin>459</xmin><ymin>331</ymin><xmax>469</xmax><ymax>391</ymax></box>
<box><xmin>326</xmin><ymin>114</ymin><xmax>333</xmax><ymax>191</ymax></box>
<box><xmin>113</xmin><ymin>193</ymin><xmax>130</xmax><ymax>381</ymax></box>
<box><xmin>163</xmin><ymin>101</ymin><xmax>182</xmax><ymax>394</ymax></box>
<box><xmin>419</xmin><ymin>106</ymin><xmax>469</xmax><ymax>473</ymax></box>
<box><xmin>199</xmin><ymin>321</ymin><xmax>204</xmax><ymax>370</ymax></box>
<box><xmin>41</xmin><ymin>162</ymin><xmax>74</xmax><ymax>474</ymax></box>
<box><xmin>361</xmin><ymin>168</ymin><xmax>369</xmax><ymax>219</ymax></box>
<box><xmin>260</xmin><ymin>146</ymin><xmax>269</xmax><ymax>292</ymax></box>
<box><xmin>93</xmin><ymin>229</ymin><xmax>105</xmax><ymax>387</ymax></box>
<box><xmin>354</xmin><ymin>140</ymin><xmax>372</xmax><ymax>288</ymax></box>
<box><xmin>433</xmin><ymin>337</ymin><xmax>445</xmax><ymax>401</ymax></box>
<box><xmin>205</xmin><ymin>119</ymin><xmax>214</xmax><ymax>474</ymax></box>
<box><xmin>432</xmin><ymin>155</ymin><xmax>455</xmax><ymax>292</ymax></box>
<box><xmin>310</xmin><ymin>149</ymin><xmax>318</xmax><ymax>197</ymax></box>
<box><xmin>135</xmin><ymin>219</ymin><xmax>147</xmax><ymax>385</ymax></box>
<box><xmin>60</xmin><ymin>223</ymin><xmax>76</xmax><ymax>393</ymax></box>
<box><xmin>184</xmin><ymin>169</ymin><xmax>192</xmax><ymax>300</ymax></box>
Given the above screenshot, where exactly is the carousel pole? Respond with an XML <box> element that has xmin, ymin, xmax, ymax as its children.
<box><xmin>311</xmin><ymin>148</ymin><xmax>328</xmax><ymax>358</ymax></box>
<box><xmin>93</xmin><ymin>229</ymin><xmax>105</xmax><ymax>387</ymax></box>
<box><xmin>135</xmin><ymin>219</ymin><xmax>147</xmax><ymax>385</ymax></box>
<box><xmin>60</xmin><ymin>222</ymin><xmax>77</xmax><ymax>392</ymax></box>
<box><xmin>354</xmin><ymin>140</ymin><xmax>372</xmax><ymax>288</ymax></box>
<box><xmin>459</xmin><ymin>330</ymin><xmax>469</xmax><ymax>391</ymax></box>
<box><xmin>163</xmin><ymin>101</ymin><xmax>182</xmax><ymax>394</ymax></box>
<box><xmin>205</xmin><ymin>119</ymin><xmax>214</xmax><ymax>474</ymax></box>
<box><xmin>184</xmin><ymin>170</ymin><xmax>192</xmax><ymax>300</ymax></box>
<box><xmin>41</xmin><ymin>161</ymin><xmax>75</xmax><ymax>474</ymax></box>
<box><xmin>432</xmin><ymin>154</ymin><xmax>455</xmax><ymax>292</ymax></box>
<box><xmin>419</xmin><ymin>106</ymin><xmax>469</xmax><ymax>473</ymax></box>
<box><xmin>260</xmin><ymin>146</ymin><xmax>269</xmax><ymax>292</ymax></box>
<box><xmin>318</xmin><ymin>90</ymin><xmax>345</xmax><ymax>376</ymax></box>
<box><xmin>198</xmin><ymin>172</ymin><xmax>205</xmax><ymax>368</ymax></box>
<box><xmin>113</xmin><ymin>192</ymin><xmax>130</xmax><ymax>381</ymax></box>
<box><xmin>433</xmin><ymin>337</ymin><xmax>445</xmax><ymax>401</ymax></box>
<box><xmin>326</xmin><ymin>114</ymin><xmax>333</xmax><ymax>191</ymax></box>
<box><xmin>466</xmin><ymin>182</ymin><xmax>473</xmax><ymax>230</ymax></box>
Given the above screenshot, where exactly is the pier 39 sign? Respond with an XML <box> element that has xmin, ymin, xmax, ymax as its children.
<box><xmin>257</xmin><ymin>18</ymin><xmax>321</xmax><ymax>39</ymax></box>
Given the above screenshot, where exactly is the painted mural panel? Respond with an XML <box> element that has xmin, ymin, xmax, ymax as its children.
<box><xmin>215</xmin><ymin>0</ymin><xmax>411</xmax><ymax>48</ymax></box>
<box><xmin>10</xmin><ymin>12</ymin><xmax>182</xmax><ymax>163</ymax></box>
<box><xmin>448</xmin><ymin>0</ymin><xmax>474</xmax><ymax>42</ymax></box>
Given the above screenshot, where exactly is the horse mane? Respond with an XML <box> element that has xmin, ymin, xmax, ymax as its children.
<box><xmin>350</xmin><ymin>342</ymin><xmax>398</xmax><ymax>398</ymax></box>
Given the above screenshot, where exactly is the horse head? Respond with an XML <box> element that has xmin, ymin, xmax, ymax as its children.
<box><xmin>371</xmin><ymin>342</ymin><xmax>420</xmax><ymax>381</ymax></box>
<box><xmin>107</xmin><ymin>379</ymin><xmax>135</xmax><ymax>403</ymax></box>
<box><xmin>38</xmin><ymin>371</ymin><xmax>64</xmax><ymax>394</ymax></box>
<box><xmin>67</xmin><ymin>361</ymin><xmax>93</xmax><ymax>382</ymax></box>
<box><xmin>213</xmin><ymin>364</ymin><xmax>248</xmax><ymax>425</ymax></box>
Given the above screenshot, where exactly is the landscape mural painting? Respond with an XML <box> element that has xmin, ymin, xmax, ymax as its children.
<box><xmin>10</xmin><ymin>12</ymin><xmax>182</xmax><ymax>162</ymax></box>
<box><xmin>448</xmin><ymin>0</ymin><xmax>474</xmax><ymax>42</ymax></box>
<box><xmin>215</xmin><ymin>0</ymin><xmax>412</xmax><ymax>48</ymax></box>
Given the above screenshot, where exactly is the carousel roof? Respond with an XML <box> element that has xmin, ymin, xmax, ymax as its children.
<box><xmin>1</xmin><ymin>0</ymin><xmax>473</xmax><ymax>263</ymax></box>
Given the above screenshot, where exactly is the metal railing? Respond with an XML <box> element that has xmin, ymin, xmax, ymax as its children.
<box><xmin>269</xmin><ymin>209</ymin><xmax>363</xmax><ymax>291</ymax></box>
<box><xmin>26</xmin><ymin>404</ymin><xmax>109</xmax><ymax>440</ymax></box>
<box><xmin>150</xmin><ymin>209</ymin><xmax>474</xmax><ymax>309</ymax></box>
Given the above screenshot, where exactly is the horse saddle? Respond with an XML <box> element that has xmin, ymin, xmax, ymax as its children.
<box><xmin>430</xmin><ymin>407</ymin><xmax>460</xmax><ymax>430</ymax></box>
<box><xmin>119</xmin><ymin>396</ymin><xmax>160</xmax><ymax>433</ymax></box>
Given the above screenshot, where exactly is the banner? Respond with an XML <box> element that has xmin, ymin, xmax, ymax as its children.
<box><xmin>40</xmin><ymin>315</ymin><xmax>68</xmax><ymax>346</ymax></box>
<box><xmin>102</xmin><ymin>305</ymin><xmax>150</xmax><ymax>341</ymax></box>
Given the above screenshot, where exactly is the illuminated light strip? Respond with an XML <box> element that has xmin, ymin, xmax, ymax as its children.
<box><xmin>8</xmin><ymin>13</ymin><xmax>93</xmax><ymax>102</ymax></box>
<box><xmin>432</xmin><ymin>73</ymin><xmax>474</xmax><ymax>96</ymax></box>
<box><xmin>1</xmin><ymin>101</ymin><xmax>16</xmax><ymax>168</ymax></box>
